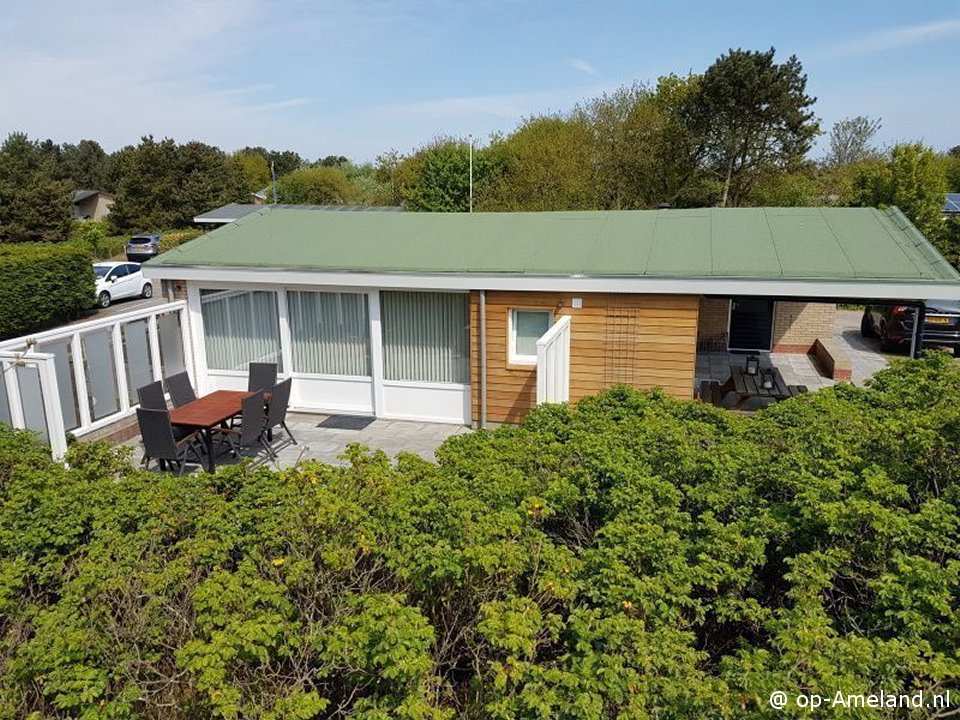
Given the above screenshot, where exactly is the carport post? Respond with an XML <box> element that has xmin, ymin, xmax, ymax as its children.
<box><xmin>909</xmin><ymin>302</ymin><xmax>926</xmax><ymax>359</ymax></box>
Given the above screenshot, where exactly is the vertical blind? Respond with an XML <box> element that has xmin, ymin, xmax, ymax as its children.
<box><xmin>381</xmin><ymin>291</ymin><xmax>469</xmax><ymax>384</ymax></box>
<box><xmin>288</xmin><ymin>291</ymin><xmax>370</xmax><ymax>376</ymax></box>
<box><xmin>200</xmin><ymin>289</ymin><xmax>283</xmax><ymax>371</ymax></box>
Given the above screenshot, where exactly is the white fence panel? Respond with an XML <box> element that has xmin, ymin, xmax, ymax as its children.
<box><xmin>536</xmin><ymin>315</ymin><xmax>571</xmax><ymax>405</ymax></box>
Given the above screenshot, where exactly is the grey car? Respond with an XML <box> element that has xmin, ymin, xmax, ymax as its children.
<box><xmin>126</xmin><ymin>233</ymin><xmax>162</xmax><ymax>262</ymax></box>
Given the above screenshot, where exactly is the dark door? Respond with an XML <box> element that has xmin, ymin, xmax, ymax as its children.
<box><xmin>728</xmin><ymin>298</ymin><xmax>774</xmax><ymax>351</ymax></box>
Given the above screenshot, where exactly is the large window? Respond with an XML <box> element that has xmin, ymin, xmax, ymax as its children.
<box><xmin>288</xmin><ymin>291</ymin><xmax>370</xmax><ymax>376</ymax></box>
<box><xmin>200</xmin><ymin>289</ymin><xmax>282</xmax><ymax>372</ymax></box>
<box><xmin>381</xmin><ymin>291</ymin><xmax>469</xmax><ymax>384</ymax></box>
<box><xmin>509</xmin><ymin>309</ymin><xmax>552</xmax><ymax>365</ymax></box>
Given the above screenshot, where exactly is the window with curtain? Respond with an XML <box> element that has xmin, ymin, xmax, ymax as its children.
<box><xmin>381</xmin><ymin>291</ymin><xmax>469</xmax><ymax>384</ymax></box>
<box><xmin>200</xmin><ymin>289</ymin><xmax>283</xmax><ymax>372</ymax></box>
<box><xmin>288</xmin><ymin>291</ymin><xmax>371</xmax><ymax>376</ymax></box>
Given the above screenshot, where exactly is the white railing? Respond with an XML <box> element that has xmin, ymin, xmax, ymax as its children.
<box><xmin>536</xmin><ymin>315</ymin><xmax>571</xmax><ymax>404</ymax></box>
<box><xmin>0</xmin><ymin>301</ymin><xmax>191</xmax><ymax>453</ymax></box>
<box><xmin>0</xmin><ymin>351</ymin><xmax>68</xmax><ymax>459</ymax></box>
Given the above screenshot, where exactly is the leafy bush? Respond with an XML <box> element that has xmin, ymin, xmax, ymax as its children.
<box><xmin>0</xmin><ymin>241</ymin><xmax>94</xmax><ymax>339</ymax></box>
<box><xmin>1</xmin><ymin>355</ymin><xmax>959</xmax><ymax>718</ymax></box>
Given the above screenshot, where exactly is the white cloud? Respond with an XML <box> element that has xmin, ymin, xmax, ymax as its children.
<box><xmin>569</xmin><ymin>57</ymin><xmax>599</xmax><ymax>76</ymax></box>
<box><xmin>378</xmin><ymin>83</ymin><xmax>614</xmax><ymax>123</ymax></box>
<box><xmin>0</xmin><ymin>0</ymin><xmax>316</xmax><ymax>152</ymax></box>
<box><xmin>814</xmin><ymin>18</ymin><xmax>960</xmax><ymax>60</ymax></box>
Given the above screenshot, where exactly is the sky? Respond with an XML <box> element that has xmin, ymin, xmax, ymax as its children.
<box><xmin>1</xmin><ymin>0</ymin><xmax>958</xmax><ymax>163</ymax></box>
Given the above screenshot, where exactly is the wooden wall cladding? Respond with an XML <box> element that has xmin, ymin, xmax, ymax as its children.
<box><xmin>470</xmin><ymin>291</ymin><xmax>699</xmax><ymax>424</ymax></box>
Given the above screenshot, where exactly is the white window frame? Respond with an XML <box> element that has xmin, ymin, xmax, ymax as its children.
<box><xmin>508</xmin><ymin>308</ymin><xmax>553</xmax><ymax>366</ymax></box>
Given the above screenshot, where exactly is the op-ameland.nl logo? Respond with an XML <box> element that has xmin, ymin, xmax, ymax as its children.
<box><xmin>768</xmin><ymin>689</ymin><xmax>951</xmax><ymax>711</ymax></box>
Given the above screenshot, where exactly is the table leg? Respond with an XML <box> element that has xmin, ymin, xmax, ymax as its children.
<box><xmin>205</xmin><ymin>428</ymin><xmax>216</xmax><ymax>473</ymax></box>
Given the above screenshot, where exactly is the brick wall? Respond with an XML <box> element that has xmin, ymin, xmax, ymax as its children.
<box><xmin>161</xmin><ymin>279</ymin><xmax>188</xmax><ymax>301</ymax></box>
<box><xmin>772</xmin><ymin>302</ymin><xmax>836</xmax><ymax>353</ymax></box>
<box><xmin>697</xmin><ymin>298</ymin><xmax>730</xmax><ymax>351</ymax></box>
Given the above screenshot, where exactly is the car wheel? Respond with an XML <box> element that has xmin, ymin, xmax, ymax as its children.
<box><xmin>879</xmin><ymin>325</ymin><xmax>895</xmax><ymax>353</ymax></box>
<box><xmin>141</xmin><ymin>283</ymin><xmax>153</xmax><ymax>299</ymax></box>
<box><xmin>860</xmin><ymin>313</ymin><xmax>875</xmax><ymax>338</ymax></box>
<box><xmin>98</xmin><ymin>291</ymin><xmax>111</xmax><ymax>308</ymax></box>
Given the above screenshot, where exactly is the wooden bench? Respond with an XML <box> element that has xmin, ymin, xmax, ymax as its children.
<box><xmin>809</xmin><ymin>338</ymin><xmax>852</xmax><ymax>380</ymax></box>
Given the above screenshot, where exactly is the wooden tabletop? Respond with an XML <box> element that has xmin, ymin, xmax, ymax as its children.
<box><xmin>727</xmin><ymin>365</ymin><xmax>790</xmax><ymax>399</ymax></box>
<box><xmin>169</xmin><ymin>390</ymin><xmax>249</xmax><ymax>429</ymax></box>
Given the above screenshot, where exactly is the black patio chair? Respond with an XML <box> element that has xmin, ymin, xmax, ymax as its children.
<box><xmin>165</xmin><ymin>372</ymin><xmax>197</xmax><ymax>408</ymax></box>
<box><xmin>137</xmin><ymin>407</ymin><xmax>204</xmax><ymax>476</ymax></box>
<box><xmin>264</xmin><ymin>378</ymin><xmax>296</xmax><ymax>447</ymax></box>
<box><xmin>137</xmin><ymin>380</ymin><xmax>166</xmax><ymax>410</ymax></box>
<box><xmin>214</xmin><ymin>389</ymin><xmax>273</xmax><ymax>460</ymax></box>
<box><xmin>248</xmin><ymin>362</ymin><xmax>278</xmax><ymax>392</ymax></box>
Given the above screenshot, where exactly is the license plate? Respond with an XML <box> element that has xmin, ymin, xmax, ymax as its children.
<box><xmin>926</xmin><ymin>316</ymin><xmax>952</xmax><ymax>324</ymax></box>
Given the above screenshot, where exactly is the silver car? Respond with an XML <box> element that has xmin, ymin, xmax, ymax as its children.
<box><xmin>126</xmin><ymin>233</ymin><xmax>162</xmax><ymax>262</ymax></box>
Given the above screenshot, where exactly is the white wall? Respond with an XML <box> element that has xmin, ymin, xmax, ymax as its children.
<box><xmin>187</xmin><ymin>282</ymin><xmax>471</xmax><ymax>425</ymax></box>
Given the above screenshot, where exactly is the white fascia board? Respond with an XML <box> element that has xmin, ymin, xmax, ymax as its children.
<box><xmin>192</xmin><ymin>218</ymin><xmax>236</xmax><ymax>224</ymax></box>
<box><xmin>140</xmin><ymin>265</ymin><xmax>960</xmax><ymax>302</ymax></box>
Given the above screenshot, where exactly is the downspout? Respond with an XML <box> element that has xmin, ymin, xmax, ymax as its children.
<box><xmin>479</xmin><ymin>290</ymin><xmax>487</xmax><ymax>428</ymax></box>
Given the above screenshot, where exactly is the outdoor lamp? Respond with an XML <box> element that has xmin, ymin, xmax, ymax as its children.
<box><xmin>760</xmin><ymin>371</ymin><xmax>774</xmax><ymax>390</ymax></box>
<box><xmin>745</xmin><ymin>355</ymin><xmax>760</xmax><ymax>375</ymax></box>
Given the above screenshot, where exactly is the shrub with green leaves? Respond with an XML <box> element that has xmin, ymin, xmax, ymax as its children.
<box><xmin>1</xmin><ymin>355</ymin><xmax>959</xmax><ymax>718</ymax></box>
<box><xmin>0</xmin><ymin>241</ymin><xmax>94</xmax><ymax>339</ymax></box>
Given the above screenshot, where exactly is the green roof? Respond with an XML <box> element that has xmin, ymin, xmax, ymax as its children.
<box><xmin>148</xmin><ymin>206</ymin><xmax>960</xmax><ymax>282</ymax></box>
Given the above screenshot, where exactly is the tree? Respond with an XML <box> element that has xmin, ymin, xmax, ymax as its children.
<box><xmin>482</xmin><ymin>115</ymin><xmax>595</xmax><ymax>211</ymax></box>
<box><xmin>57</xmin><ymin>139</ymin><xmax>109</xmax><ymax>189</ymax></box>
<box><xmin>318</xmin><ymin>155</ymin><xmax>349</xmax><ymax>167</ymax></box>
<box><xmin>825</xmin><ymin>116</ymin><xmax>882</xmax><ymax>167</ymax></box>
<box><xmin>682</xmin><ymin>48</ymin><xmax>820</xmax><ymax>206</ymax></box>
<box><xmin>393</xmin><ymin>138</ymin><xmax>500</xmax><ymax>212</ymax></box>
<box><xmin>0</xmin><ymin>132</ymin><xmax>73</xmax><ymax>242</ymax></box>
<box><xmin>577</xmin><ymin>76</ymin><xmax>710</xmax><ymax>209</ymax></box>
<box><xmin>853</xmin><ymin>142</ymin><xmax>948</xmax><ymax>244</ymax></box>
<box><xmin>277</xmin><ymin>166</ymin><xmax>357</xmax><ymax>205</ymax></box>
<box><xmin>232</xmin><ymin>150</ymin><xmax>272</xmax><ymax>194</ymax></box>
<box><xmin>109</xmin><ymin>137</ymin><xmax>247</xmax><ymax>231</ymax></box>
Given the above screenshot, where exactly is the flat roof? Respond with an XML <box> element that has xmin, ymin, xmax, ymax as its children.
<box><xmin>154</xmin><ymin>206</ymin><xmax>958</xmax><ymax>284</ymax></box>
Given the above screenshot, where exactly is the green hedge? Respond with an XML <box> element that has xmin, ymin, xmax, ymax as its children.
<box><xmin>0</xmin><ymin>242</ymin><xmax>94</xmax><ymax>339</ymax></box>
<box><xmin>1</xmin><ymin>355</ymin><xmax>960</xmax><ymax>717</ymax></box>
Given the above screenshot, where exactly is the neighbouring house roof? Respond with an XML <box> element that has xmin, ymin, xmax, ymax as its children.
<box><xmin>945</xmin><ymin>194</ymin><xmax>960</xmax><ymax>214</ymax></box>
<box><xmin>193</xmin><ymin>202</ymin><xmax>404</xmax><ymax>224</ymax></box>
<box><xmin>72</xmin><ymin>189</ymin><xmax>113</xmax><ymax>203</ymax></box>
<box><xmin>145</xmin><ymin>206</ymin><xmax>960</xmax><ymax>301</ymax></box>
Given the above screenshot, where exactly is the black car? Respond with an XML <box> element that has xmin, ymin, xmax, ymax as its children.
<box><xmin>861</xmin><ymin>301</ymin><xmax>960</xmax><ymax>354</ymax></box>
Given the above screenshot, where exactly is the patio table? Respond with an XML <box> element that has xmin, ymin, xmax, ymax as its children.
<box><xmin>709</xmin><ymin>364</ymin><xmax>805</xmax><ymax>410</ymax></box>
<box><xmin>169</xmin><ymin>390</ymin><xmax>249</xmax><ymax>472</ymax></box>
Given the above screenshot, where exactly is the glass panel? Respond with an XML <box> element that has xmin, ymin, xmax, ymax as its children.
<box><xmin>288</xmin><ymin>291</ymin><xmax>370</xmax><ymax>376</ymax></box>
<box><xmin>122</xmin><ymin>319</ymin><xmax>154</xmax><ymax>406</ymax></box>
<box><xmin>37</xmin><ymin>338</ymin><xmax>80</xmax><ymax>431</ymax></box>
<box><xmin>157</xmin><ymin>311</ymin><xmax>186</xmax><ymax>379</ymax></box>
<box><xmin>200</xmin><ymin>289</ymin><xmax>283</xmax><ymax>372</ymax></box>
<box><xmin>81</xmin><ymin>328</ymin><xmax>120</xmax><ymax>421</ymax></box>
<box><xmin>381</xmin><ymin>291</ymin><xmax>469</xmax><ymax>384</ymax></box>
<box><xmin>0</xmin><ymin>364</ymin><xmax>13</xmax><ymax>427</ymax></box>
<box><xmin>514</xmin><ymin>310</ymin><xmax>552</xmax><ymax>357</ymax></box>
<box><xmin>16</xmin><ymin>365</ymin><xmax>49</xmax><ymax>443</ymax></box>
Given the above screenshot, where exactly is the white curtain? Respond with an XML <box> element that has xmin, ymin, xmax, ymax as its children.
<box><xmin>200</xmin><ymin>289</ymin><xmax>283</xmax><ymax>371</ymax></box>
<box><xmin>381</xmin><ymin>291</ymin><xmax>469</xmax><ymax>383</ymax></box>
<box><xmin>288</xmin><ymin>291</ymin><xmax>370</xmax><ymax>376</ymax></box>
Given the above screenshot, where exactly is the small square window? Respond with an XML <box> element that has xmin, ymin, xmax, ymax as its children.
<box><xmin>509</xmin><ymin>309</ymin><xmax>552</xmax><ymax>364</ymax></box>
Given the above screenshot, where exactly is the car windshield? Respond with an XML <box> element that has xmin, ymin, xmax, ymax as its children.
<box><xmin>129</xmin><ymin>237</ymin><xmax>153</xmax><ymax>244</ymax></box>
<box><xmin>93</xmin><ymin>266</ymin><xmax>109</xmax><ymax>278</ymax></box>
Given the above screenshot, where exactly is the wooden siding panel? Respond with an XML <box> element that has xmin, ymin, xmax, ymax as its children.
<box><xmin>471</xmin><ymin>291</ymin><xmax>699</xmax><ymax>424</ymax></box>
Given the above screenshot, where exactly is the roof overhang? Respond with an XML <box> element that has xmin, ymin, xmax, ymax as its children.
<box><xmin>141</xmin><ymin>264</ymin><xmax>960</xmax><ymax>303</ymax></box>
